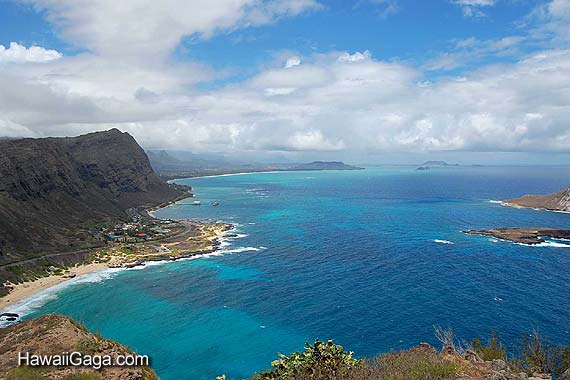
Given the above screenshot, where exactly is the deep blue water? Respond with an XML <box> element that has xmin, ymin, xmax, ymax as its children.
<box><xmin>12</xmin><ymin>166</ymin><xmax>570</xmax><ymax>380</ymax></box>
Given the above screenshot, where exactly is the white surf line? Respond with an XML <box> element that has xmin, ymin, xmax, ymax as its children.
<box><xmin>168</xmin><ymin>170</ymin><xmax>284</xmax><ymax>181</ymax></box>
<box><xmin>488</xmin><ymin>200</ymin><xmax>570</xmax><ymax>214</ymax></box>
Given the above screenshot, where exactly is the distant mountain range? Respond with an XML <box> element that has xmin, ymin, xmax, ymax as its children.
<box><xmin>420</xmin><ymin>161</ymin><xmax>459</xmax><ymax>167</ymax></box>
<box><xmin>0</xmin><ymin>130</ymin><xmax>185</xmax><ymax>293</ymax></box>
<box><xmin>416</xmin><ymin>161</ymin><xmax>462</xmax><ymax>170</ymax></box>
<box><xmin>147</xmin><ymin>150</ymin><xmax>363</xmax><ymax>179</ymax></box>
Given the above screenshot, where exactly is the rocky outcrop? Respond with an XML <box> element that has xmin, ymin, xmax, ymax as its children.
<box><xmin>503</xmin><ymin>188</ymin><xmax>570</xmax><ymax>212</ymax></box>
<box><xmin>0</xmin><ymin>129</ymin><xmax>184</xmax><ymax>288</ymax></box>
<box><xmin>439</xmin><ymin>346</ymin><xmax>550</xmax><ymax>380</ymax></box>
<box><xmin>0</xmin><ymin>314</ymin><xmax>157</xmax><ymax>380</ymax></box>
<box><xmin>463</xmin><ymin>228</ymin><xmax>570</xmax><ymax>245</ymax></box>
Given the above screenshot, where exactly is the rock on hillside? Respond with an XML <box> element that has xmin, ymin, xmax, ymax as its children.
<box><xmin>0</xmin><ymin>314</ymin><xmax>157</xmax><ymax>380</ymax></box>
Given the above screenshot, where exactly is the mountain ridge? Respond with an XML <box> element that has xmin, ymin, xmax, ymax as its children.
<box><xmin>0</xmin><ymin>129</ymin><xmax>184</xmax><ymax>291</ymax></box>
<box><xmin>147</xmin><ymin>150</ymin><xmax>363</xmax><ymax>179</ymax></box>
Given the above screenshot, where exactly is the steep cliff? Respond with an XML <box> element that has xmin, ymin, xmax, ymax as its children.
<box><xmin>0</xmin><ymin>129</ymin><xmax>183</xmax><ymax>270</ymax></box>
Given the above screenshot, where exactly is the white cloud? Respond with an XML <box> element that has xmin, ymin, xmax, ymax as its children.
<box><xmin>285</xmin><ymin>56</ymin><xmax>301</xmax><ymax>68</ymax></box>
<box><xmin>0</xmin><ymin>42</ymin><xmax>62</xmax><ymax>63</ymax></box>
<box><xmin>452</xmin><ymin>0</ymin><xmax>495</xmax><ymax>18</ymax></box>
<box><xmin>424</xmin><ymin>35</ymin><xmax>524</xmax><ymax>71</ymax></box>
<box><xmin>287</xmin><ymin>130</ymin><xmax>345</xmax><ymax>151</ymax></box>
<box><xmin>529</xmin><ymin>0</ymin><xmax>570</xmax><ymax>44</ymax></box>
<box><xmin>1</xmin><ymin>0</ymin><xmax>569</xmax><ymax>158</ymax></box>
<box><xmin>337</xmin><ymin>50</ymin><xmax>371</xmax><ymax>62</ymax></box>
<box><xmin>2</xmin><ymin>46</ymin><xmax>570</xmax><ymax>154</ymax></box>
<box><xmin>21</xmin><ymin>0</ymin><xmax>321</xmax><ymax>59</ymax></box>
<box><xmin>453</xmin><ymin>0</ymin><xmax>495</xmax><ymax>5</ymax></box>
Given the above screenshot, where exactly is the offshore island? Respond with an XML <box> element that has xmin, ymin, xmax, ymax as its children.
<box><xmin>462</xmin><ymin>188</ymin><xmax>570</xmax><ymax>245</ymax></box>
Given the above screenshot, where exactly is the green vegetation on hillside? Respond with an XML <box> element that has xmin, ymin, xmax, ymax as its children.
<box><xmin>241</xmin><ymin>329</ymin><xmax>570</xmax><ymax>380</ymax></box>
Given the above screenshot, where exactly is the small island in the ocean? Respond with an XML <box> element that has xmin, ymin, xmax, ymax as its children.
<box><xmin>416</xmin><ymin>161</ymin><xmax>459</xmax><ymax>170</ymax></box>
<box><xmin>463</xmin><ymin>227</ymin><xmax>570</xmax><ymax>245</ymax></box>
<box><xmin>502</xmin><ymin>187</ymin><xmax>570</xmax><ymax>212</ymax></box>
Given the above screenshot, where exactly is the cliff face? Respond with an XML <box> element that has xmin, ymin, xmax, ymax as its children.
<box><xmin>503</xmin><ymin>187</ymin><xmax>570</xmax><ymax>212</ymax></box>
<box><xmin>0</xmin><ymin>314</ymin><xmax>157</xmax><ymax>380</ymax></box>
<box><xmin>0</xmin><ymin>129</ymin><xmax>183</xmax><ymax>266</ymax></box>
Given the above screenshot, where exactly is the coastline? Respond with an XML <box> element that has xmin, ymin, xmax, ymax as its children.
<box><xmin>0</xmin><ymin>262</ymin><xmax>108</xmax><ymax>310</ymax></box>
<box><xmin>0</xmin><ymin>202</ymin><xmax>232</xmax><ymax>316</ymax></box>
<box><xmin>491</xmin><ymin>200</ymin><xmax>570</xmax><ymax>214</ymax></box>
<box><xmin>167</xmin><ymin>170</ymin><xmax>283</xmax><ymax>182</ymax></box>
<box><xmin>167</xmin><ymin>167</ymin><xmax>365</xmax><ymax>182</ymax></box>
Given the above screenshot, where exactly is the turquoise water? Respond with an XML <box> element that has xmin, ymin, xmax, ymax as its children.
<box><xmin>11</xmin><ymin>167</ymin><xmax>570</xmax><ymax>379</ymax></box>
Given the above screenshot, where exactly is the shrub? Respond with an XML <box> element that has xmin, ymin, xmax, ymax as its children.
<box><xmin>473</xmin><ymin>331</ymin><xmax>506</xmax><ymax>361</ymax></box>
<box><xmin>6</xmin><ymin>366</ymin><xmax>47</xmax><ymax>380</ymax></box>
<box><xmin>75</xmin><ymin>337</ymin><xmax>100</xmax><ymax>354</ymax></box>
<box><xmin>252</xmin><ymin>339</ymin><xmax>360</xmax><ymax>380</ymax></box>
<box><xmin>370</xmin><ymin>349</ymin><xmax>458</xmax><ymax>380</ymax></box>
<box><xmin>519</xmin><ymin>329</ymin><xmax>570</xmax><ymax>376</ymax></box>
<box><xmin>251</xmin><ymin>343</ymin><xmax>457</xmax><ymax>380</ymax></box>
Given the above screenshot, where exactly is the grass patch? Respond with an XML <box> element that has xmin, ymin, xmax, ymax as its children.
<box><xmin>6</xmin><ymin>366</ymin><xmax>47</xmax><ymax>380</ymax></box>
<box><xmin>62</xmin><ymin>373</ymin><xmax>102</xmax><ymax>380</ymax></box>
<box><xmin>75</xmin><ymin>337</ymin><xmax>100</xmax><ymax>354</ymax></box>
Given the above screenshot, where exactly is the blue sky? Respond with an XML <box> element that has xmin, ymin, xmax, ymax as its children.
<box><xmin>0</xmin><ymin>0</ymin><xmax>569</xmax><ymax>164</ymax></box>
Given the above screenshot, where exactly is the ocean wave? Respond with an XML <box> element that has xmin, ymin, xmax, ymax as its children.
<box><xmin>0</xmin><ymin>223</ymin><xmax>261</xmax><ymax>325</ymax></box>
<box><xmin>190</xmin><ymin>171</ymin><xmax>281</xmax><ymax>179</ymax></box>
<box><xmin>514</xmin><ymin>240</ymin><xmax>570</xmax><ymax>248</ymax></box>
<box><xmin>535</xmin><ymin>241</ymin><xmax>570</xmax><ymax>248</ymax></box>
<box><xmin>433</xmin><ymin>239</ymin><xmax>454</xmax><ymax>245</ymax></box>
<box><xmin>217</xmin><ymin>246</ymin><xmax>265</xmax><ymax>254</ymax></box>
<box><xmin>0</xmin><ymin>268</ymin><xmax>123</xmax><ymax>326</ymax></box>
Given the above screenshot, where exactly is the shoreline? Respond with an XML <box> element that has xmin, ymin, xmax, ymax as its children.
<box><xmin>0</xmin><ymin>262</ymin><xmax>108</xmax><ymax>310</ymax></box>
<box><xmin>491</xmin><ymin>200</ymin><xmax>570</xmax><ymax>214</ymax></box>
<box><xmin>167</xmin><ymin>170</ymin><xmax>283</xmax><ymax>182</ymax></box>
<box><xmin>167</xmin><ymin>167</ymin><xmax>365</xmax><ymax>182</ymax></box>
<box><xmin>0</xmin><ymin>202</ymin><xmax>232</xmax><ymax>315</ymax></box>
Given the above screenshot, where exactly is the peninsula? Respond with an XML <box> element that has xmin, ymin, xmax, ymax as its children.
<box><xmin>502</xmin><ymin>187</ymin><xmax>570</xmax><ymax>212</ymax></box>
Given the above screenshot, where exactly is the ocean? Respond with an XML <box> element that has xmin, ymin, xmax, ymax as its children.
<box><xmin>7</xmin><ymin>166</ymin><xmax>570</xmax><ymax>380</ymax></box>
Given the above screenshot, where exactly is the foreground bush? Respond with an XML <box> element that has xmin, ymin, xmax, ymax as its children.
<box><xmin>250</xmin><ymin>341</ymin><xmax>457</xmax><ymax>380</ymax></box>
<box><xmin>246</xmin><ymin>329</ymin><xmax>570</xmax><ymax>380</ymax></box>
<box><xmin>252</xmin><ymin>340</ymin><xmax>360</xmax><ymax>380</ymax></box>
<box><xmin>472</xmin><ymin>331</ymin><xmax>506</xmax><ymax>361</ymax></box>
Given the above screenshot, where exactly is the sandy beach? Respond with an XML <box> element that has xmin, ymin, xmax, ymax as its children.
<box><xmin>0</xmin><ymin>220</ymin><xmax>230</xmax><ymax>312</ymax></box>
<box><xmin>0</xmin><ymin>262</ymin><xmax>109</xmax><ymax>310</ymax></box>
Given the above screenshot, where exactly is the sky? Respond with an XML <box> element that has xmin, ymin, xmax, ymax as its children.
<box><xmin>0</xmin><ymin>0</ymin><xmax>569</xmax><ymax>164</ymax></box>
